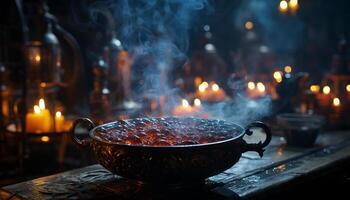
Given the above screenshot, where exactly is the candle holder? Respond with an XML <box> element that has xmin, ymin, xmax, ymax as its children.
<box><xmin>0</xmin><ymin>0</ymin><xmax>82</xmax><ymax>172</ymax></box>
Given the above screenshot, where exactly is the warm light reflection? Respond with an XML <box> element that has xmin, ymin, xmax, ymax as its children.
<box><xmin>322</xmin><ymin>86</ymin><xmax>331</xmax><ymax>94</ymax></box>
<box><xmin>34</xmin><ymin>105</ymin><xmax>41</xmax><ymax>114</ymax></box>
<box><xmin>333</xmin><ymin>97</ymin><xmax>340</xmax><ymax>107</ymax></box>
<box><xmin>310</xmin><ymin>85</ymin><xmax>320</xmax><ymax>93</ymax></box>
<box><xmin>284</xmin><ymin>65</ymin><xmax>292</xmax><ymax>73</ymax></box>
<box><xmin>279</xmin><ymin>0</ymin><xmax>288</xmax><ymax>12</ymax></box>
<box><xmin>248</xmin><ymin>81</ymin><xmax>255</xmax><ymax>90</ymax></box>
<box><xmin>245</xmin><ymin>21</ymin><xmax>254</xmax><ymax>30</ymax></box>
<box><xmin>182</xmin><ymin>99</ymin><xmax>189</xmax><ymax>107</ymax></box>
<box><xmin>39</xmin><ymin>98</ymin><xmax>46</xmax><ymax>110</ymax></box>
<box><xmin>212</xmin><ymin>83</ymin><xmax>219</xmax><ymax>92</ymax></box>
<box><xmin>257</xmin><ymin>82</ymin><xmax>265</xmax><ymax>92</ymax></box>
<box><xmin>41</xmin><ymin>136</ymin><xmax>50</xmax><ymax>142</ymax></box>
<box><xmin>194</xmin><ymin>98</ymin><xmax>201</xmax><ymax>107</ymax></box>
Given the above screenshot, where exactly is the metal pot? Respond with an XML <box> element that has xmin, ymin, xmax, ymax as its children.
<box><xmin>71</xmin><ymin>117</ymin><xmax>271</xmax><ymax>184</ymax></box>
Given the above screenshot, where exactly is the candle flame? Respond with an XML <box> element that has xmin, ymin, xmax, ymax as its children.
<box><xmin>56</xmin><ymin>111</ymin><xmax>62</xmax><ymax>118</ymax></box>
<box><xmin>41</xmin><ymin>136</ymin><xmax>50</xmax><ymax>142</ymax></box>
<box><xmin>284</xmin><ymin>65</ymin><xmax>292</xmax><ymax>73</ymax></box>
<box><xmin>273</xmin><ymin>71</ymin><xmax>283</xmax><ymax>83</ymax></box>
<box><xmin>333</xmin><ymin>97</ymin><xmax>340</xmax><ymax>107</ymax></box>
<box><xmin>322</xmin><ymin>86</ymin><xmax>331</xmax><ymax>94</ymax></box>
<box><xmin>289</xmin><ymin>0</ymin><xmax>298</xmax><ymax>8</ymax></box>
<box><xmin>198</xmin><ymin>81</ymin><xmax>209</xmax><ymax>92</ymax></box>
<box><xmin>279</xmin><ymin>0</ymin><xmax>288</xmax><ymax>12</ymax></box>
<box><xmin>39</xmin><ymin>98</ymin><xmax>46</xmax><ymax>110</ymax></box>
<box><xmin>194</xmin><ymin>98</ymin><xmax>201</xmax><ymax>107</ymax></box>
<box><xmin>257</xmin><ymin>82</ymin><xmax>265</xmax><ymax>92</ymax></box>
<box><xmin>202</xmin><ymin>81</ymin><xmax>208</xmax><ymax>88</ymax></box>
<box><xmin>34</xmin><ymin>105</ymin><xmax>41</xmax><ymax>114</ymax></box>
<box><xmin>346</xmin><ymin>84</ymin><xmax>350</xmax><ymax>92</ymax></box>
<box><xmin>244</xmin><ymin>21</ymin><xmax>254</xmax><ymax>30</ymax></box>
<box><xmin>182</xmin><ymin>99</ymin><xmax>189</xmax><ymax>107</ymax></box>
<box><xmin>35</xmin><ymin>55</ymin><xmax>41</xmax><ymax>62</ymax></box>
<box><xmin>212</xmin><ymin>83</ymin><xmax>219</xmax><ymax>91</ymax></box>
<box><xmin>247</xmin><ymin>81</ymin><xmax>255</xmax><ymax>90</ymax></box>
<box><xmin>310</xmin><ymin>85</ymin><xmax>320</xmax><ymax>93</ymax></box>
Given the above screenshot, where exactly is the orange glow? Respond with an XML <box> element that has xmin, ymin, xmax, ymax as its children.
<box><xmin>198</xmin><ymin>82</ymin><xmax>209</xmax><ymax>92</ymax></box>
<box><xmin>39</xmin><ymin>98</ymin><xmax>46</xmax><ymax>110</ymax></box>
<box><xmin>182</xmin><ymin>99</ymin><xmax>189</xmax><ymax>107</ymax></box>
<box><xmin>41</xmin><ymin>136</ymin><xmax>50</xmax><ymax>142</ymax></box>
<box><xmin>284</xmin><ymin>65</ymin><xmax>292</xmax><ymax>73</ymax></box>
<box><xmin>346</xmin><ymin>84</ymin><xmax>350</xmax><ymax>92</ymax></box>
<box><xmin>245</xmin><ymin>21</ymin><xmax>254</xmax><ymax>30</ymax></box>
<box><xmin>289</xmin><ymin>0</ymin><xmax>299</xmax><ymax>9</ymax></box>
<box><xmin>194</xmin><ymin>98</ymin><xmax>201</xmax><ymax>107</ymax></box>
<box><xmin>279</xmin><ymin>0</ymin><xmax>288</xmax><ymax>12</ymax></box>
<box><xmin>55</xmin><ymin>111</ymin><xmax>62</xmax><ymax>118</ymax></box>
<box><xmin>247</xmin><ymin>81</ymin><xmax>255</xmax><ymax>90</ymax></box>
<box><xmin>310</xmin><ymin>85</ymin><xmax>320</xmax><ymax>93</ymax></box>
<box><xmin>34</xmin><ymin>105</ymin><xmax>41</xmax><ymax>114</ymax></box>
<box><xmin>212</xmin><ymin>83</ymin><xmax>219</xmax><ymax>92</ymax></box>
<box><xmin>322</xmin><ymin>86</ymin><xmax>331</xmax><ymax>94</ymax></box>
<box><xmin>35</xmin><ymin>55</ymin><xmax>41</xmax><ymax>62</ymax></box>
<box><xmin>273</xmin><ymin>71</ymin><xmax>283</xmax><ymax>83</ymax></box>
<box><xmin>333</xmin><ymin>97</ymin><xmax>340</xmax><ymax>107</ymax></box>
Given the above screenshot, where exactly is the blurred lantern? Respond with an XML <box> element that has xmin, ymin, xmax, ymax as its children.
<box><xmin>90</xmin><ymin>57</ymin><xmax>111</xmax><ymax>121</ymax></box>
<box><xmin>25</xmin><ymin>1</ymin><xmax>61</xmax><ymax>86</ymax></box>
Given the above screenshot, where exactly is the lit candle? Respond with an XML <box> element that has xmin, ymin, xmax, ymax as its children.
<box><xmin>55</xmin><ymin>111</ymin><xmax>65</xmax><ymax>132</ymax></box>
<box><xmin>172</xmin><ymin>99</ymin><xmax>194</xmax><ymax>116</ymax></box>
<box><xmin>197</xmin><ymin>81</ymin><xmax>225</xmax><ymax>102</ymax></box>
<box><xmin>247</xmin><ymin>82</ymin><xmax>266</xmax><ymax>99</ymax></box>
<box><xmin>26</xmin><ymin>104</ymin><xmax>51</xmax><ymax>133</ymax></box>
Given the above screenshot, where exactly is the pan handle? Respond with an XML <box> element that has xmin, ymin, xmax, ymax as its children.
<box><xmin>242</xmin><ymin>121</ymin><xmax>272</xmax><ymax>157</ymax></box>
<box><xmin>70</xmin><ymin>118</ymin><xmax>96</xmax><ymax>147</ymax></box>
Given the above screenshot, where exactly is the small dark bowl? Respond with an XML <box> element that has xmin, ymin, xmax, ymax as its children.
<box><xmin>277</xmin><ymin>113</ymin><xmax>324</xmax><ymax>147</ymax></box>
<box><xmin>71</xmin><ymin>117</ymin><xmax>271</xmax><ymax>184</ymax></box>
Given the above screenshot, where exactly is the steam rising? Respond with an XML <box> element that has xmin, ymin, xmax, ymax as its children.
<box><xmin>84</xmin><ymin>0</ymin><xmax>273</xmax><ymax>124</ymax></box>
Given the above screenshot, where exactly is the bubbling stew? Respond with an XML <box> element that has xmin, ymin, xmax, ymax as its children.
<box><xmin>94</xmin><ymin>117</ymin><xmax>241</xmax><ymax>146</ymax></box>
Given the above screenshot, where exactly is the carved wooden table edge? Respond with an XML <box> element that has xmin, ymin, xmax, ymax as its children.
<box><xmin>2</xmin><ymin>131</ymin><xmax>350</xmax><ymax>200</ymax></box>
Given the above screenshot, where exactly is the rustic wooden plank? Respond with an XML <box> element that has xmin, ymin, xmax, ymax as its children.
<box><xmin>2</xmin><ymin>131</ymin><xmax>350</xmax><ymax>199</ymax></box>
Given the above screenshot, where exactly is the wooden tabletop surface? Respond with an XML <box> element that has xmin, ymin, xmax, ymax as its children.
<box><xmin>2</xmin><ymin>130</ymin><xmax>350</xmax><ymax>200</ymax></box>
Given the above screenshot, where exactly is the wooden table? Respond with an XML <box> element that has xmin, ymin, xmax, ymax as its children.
<box><xmin>2</xmin><ymin>130</ymin><xmax>350</xmax><ymax>199</ymax></box>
